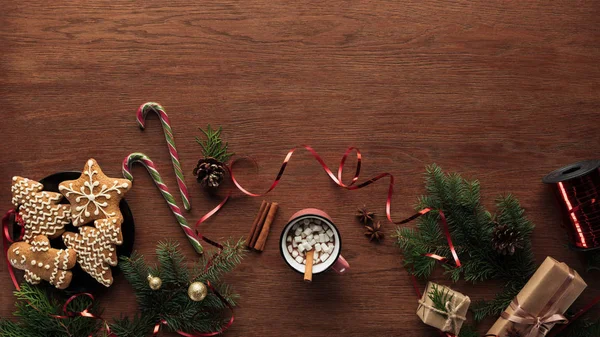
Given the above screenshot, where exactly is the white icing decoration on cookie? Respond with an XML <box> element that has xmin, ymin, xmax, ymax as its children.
<box><xmin>11</xmin><ymin>177</ymin><xmax>71</xmax><ymax>243</ymax></box>
<box><xmin>58</xmin><ymin>161</ymin><xmax>129</xmax><ymax>226</ymax></box>
<box><xmin>62</xmin><ymin>218</ymin><xmax>122</xmax><ymax>287</ymax></box>
<box><xmin>56</xmin><ymin>270</ymin><xmax>67</xmax><ymax>288</ymax></box>
<box><xmin>50</xmin><ymin>250</ymin><xmax>61</xmax><ymax>284</ymax></box>
<box><xmin>25</xmin><ymin>270</ymin><xmax>41</xmax><ymax>284</ymax></box>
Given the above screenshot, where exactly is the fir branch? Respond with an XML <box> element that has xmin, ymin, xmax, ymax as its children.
<box><xmin>122</xmin><ymin>239</ymin><xmax>244</xmax><ymax>335</ymax></box>
<box><xmin>457</xmin><ymin>324</ymin><xmax>479</xmax><ymax>337</ymax></box>
<box><xmin>156</xmin><ymin>241</ymin><xmax>189</xmax><ymax>286</ymax></box>
<box><xmin>471</xmin><ymin>282</ymin><xmax>522</xmax><ymax>322</ymax></box>
<box><xmin>428</xmin><ymin>284</ymin><xmax>453</xmax><ymax>316</ymax></box>
<box><xmin>193</xmin><ymin>238</ymin><xmax>246</xmax><ymax>284</ymax></box>
<box><xmin>395</xmin><ymin>164</ymin><xmax>536</xmax><ymax>322</ymax></box>
<box><xmin>195</xmin><ymin>124</ymin><xmax>234</xmax><ymax>162</ymax></box>
<box><xmin>110</xmin><ymin>315</ymin><xmax>154</xmax><ymax>337</ymax></box>
<box><xmin>0</xmin><ymin>283</ymin><xmax>101</xmax><ymax>337</ymax></box>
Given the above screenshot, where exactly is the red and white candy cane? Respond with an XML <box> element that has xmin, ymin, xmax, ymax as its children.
<box><xmin>137</xmin><ymin>102</ymin><xmax>192</xmax><ymax>211</ymax></box>
<box><xmin>123</xmin><ymin>152</ymin><xmax>203</xmax><ymax>254</ymax></box>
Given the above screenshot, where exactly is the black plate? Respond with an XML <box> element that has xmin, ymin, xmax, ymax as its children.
<box><xmin>13</xmin><ymin>171</ymin><xmax>135</xmax><ymax>293</ymax></box>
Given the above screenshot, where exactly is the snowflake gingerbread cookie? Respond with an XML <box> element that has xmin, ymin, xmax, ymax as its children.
<box><xmin>59</xmin><ymin>159</ymin><xmax>131</xmax><ymax>227</ymax></box>
<box><xmin>7</xmin><ymin>235</ymin><xmax>77</xmax><ymax>289</ymax></box>
<box><xmin>11</xmin><ymin>176</ymin><xmax>71</xmax><ymax>243</ymax></box>
<box><xmin>62</xmin><ymin>218</ymin><xmax>123</xmax><ymax>287</ymax></box>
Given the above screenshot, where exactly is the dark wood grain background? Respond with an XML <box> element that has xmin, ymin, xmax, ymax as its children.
<box><xmin>1</xmin><ymin>1</ymin><xmax>599</xmax><ymax>336</ymax></box>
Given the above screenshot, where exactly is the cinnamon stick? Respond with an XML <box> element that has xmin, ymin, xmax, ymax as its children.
<box><xmin>304</xmin><ymin>250</ymin><xmax>315</xmax><ymax>282</ymax></box>
<box><xmin>255</xmin><ymin>202</ymin><xmax>279</xmax><ymax>251</ymax></box>
<box><xmin>246</xmin><ymin>200</ymin><xmax>268</xmax><ymax>248</ymax></box>
<box><xmin>249</xmin><ymin>202</ymin><xmax>271</xmax><ymax>249</ymax></box>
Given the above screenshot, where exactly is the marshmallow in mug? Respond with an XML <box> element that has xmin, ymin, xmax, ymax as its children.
<box><xmin>285</xmin><ymin>218</ymin><xmax>336</xmax><ymax>265</ymax></box>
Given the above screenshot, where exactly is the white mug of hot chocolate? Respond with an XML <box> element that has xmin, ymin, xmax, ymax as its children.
<box><xmin>279</xmin><ymin>208</ymin><xmax>349</xmax><ymax>275</ymax></box>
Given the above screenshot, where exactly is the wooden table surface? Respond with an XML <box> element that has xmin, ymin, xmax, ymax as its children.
<box><xmin>1</xmin><ymin>1</ymin><xmax>599</xmax><ymax>336</ymax></box>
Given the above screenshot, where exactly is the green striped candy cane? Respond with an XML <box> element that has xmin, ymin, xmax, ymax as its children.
<box><xmin>122</xmin><ymin>152</ymin><xmax>203</xmax><ymax>254</ymax></box>
<box><xmin>136</xmin><ymin>102</ymin><xmax>191</xmax><ymax>211</ymax></box>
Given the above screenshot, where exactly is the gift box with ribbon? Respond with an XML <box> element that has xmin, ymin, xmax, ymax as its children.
<box><xmin>417</xmin><ymin>282</ymin><xmax>470</xmax><ymax>335</ymax></box>
<box><xmin>487</xmin><ymin>256</ymin><xmax>587</xmax><ymax>337</ymax></box>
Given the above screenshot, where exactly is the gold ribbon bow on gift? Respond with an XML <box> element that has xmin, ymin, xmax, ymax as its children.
<box><xmin>500</xmin><ymin>267</ymin><xmax>575</xmax><ymax>337</ymax></box>
<box><xmin>418</xmin><ymin>295</ymin><xmax>470</xmax><ymax>334</ymax></box>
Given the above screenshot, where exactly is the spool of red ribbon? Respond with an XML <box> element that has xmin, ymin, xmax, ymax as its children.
<box><xmin>543</xmin><ymin>160</ymin><xmax>600</xmax><ymax>250</ymax></box>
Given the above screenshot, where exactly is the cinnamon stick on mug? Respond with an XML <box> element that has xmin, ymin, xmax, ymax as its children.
<box><xmin>304</xmin><ymin>250</ymin><xmax>315</xmax><ymax>282</ymax></box>
<box><xmin>255</xmin><ymin>202</ymin><xmax>279</xmax><ymax>251</ymax></box>
<box><xmin>249</xmin><ymin>202</ymin><xmax>271</xmax><ymax>249</ymax></box>
<box><xmin>247</xmin><ymin>200</ymin><xmax>268</xmax><ymax>248</ymax></box>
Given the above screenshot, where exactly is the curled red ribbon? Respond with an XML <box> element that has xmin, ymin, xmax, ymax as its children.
<box><xmin>2</xmin><ymin>209</ymin><xmax>25</xmax><ymax>290</ymax></box>
<box><xmin>230</xmin><ymin>145</ymin><xmax>461</xmax><ymax>268</ymax></box>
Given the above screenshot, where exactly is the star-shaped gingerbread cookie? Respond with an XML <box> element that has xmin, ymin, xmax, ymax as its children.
<box><xmin>59</xmin><ymin>159</ymin><xmax>131</xmax><ymax>227</ymax></box>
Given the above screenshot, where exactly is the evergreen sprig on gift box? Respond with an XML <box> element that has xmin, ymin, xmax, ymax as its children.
<box><xmin>0</xmin><ymin>239</ymin><xmax>245</xmax><ymax>337</ymax></box>
<box><xmin>395</xmin><ymin>164</ymin><xmax>536</xmax><ymax>321</ymax></box>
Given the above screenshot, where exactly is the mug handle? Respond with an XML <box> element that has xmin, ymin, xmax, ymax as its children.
<box><xmin>330</xmin><ymin>255</ymin><xmax>349</xmax><ymax>273</ymax></box>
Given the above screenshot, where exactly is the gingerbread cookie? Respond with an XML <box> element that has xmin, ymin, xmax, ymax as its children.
<box><xmin>59</xmin><ymin>159</ymin><xmax>131</xmax><ymax>227</ymax></box>
<box><xmin>11</xmin><ymin>176</ymin><xmax>71</xmax><ymax>243</ymax></box>
<box><xmin>62</xmin><ymin>218</ymin><xmax>123</xmax><ymax>287</ymax></box>
<box><xmin>7</xmin><ymin>235</ymin><xmax>77</xmax><ymax>289</ymax></box>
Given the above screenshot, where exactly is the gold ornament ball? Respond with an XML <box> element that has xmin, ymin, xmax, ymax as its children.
<box><xmin>147</xmin><ymin>275</ymin><xmax>162</xmax><ymax>290</ymax></box>
<box><xmin>188</xmin><ymin>281</ymin><xmax>208</xmax><ymax>302</ymax></box>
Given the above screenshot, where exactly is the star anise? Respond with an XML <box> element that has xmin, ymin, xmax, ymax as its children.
<box><xmin>364</xmin><ymin>221</ymin><xmax>384</xmax><ymax>242</ymax></box>
<box><xmin>356</xmin><ymin>206</ymin><xmax>375</xmax><ymax>224</ymax></box>
<box><xmin>505</xmin><ymin>326</ymin><xmax>522</xmax><ymax>337</ymax></box>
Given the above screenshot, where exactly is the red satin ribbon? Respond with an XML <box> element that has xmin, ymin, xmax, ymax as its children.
<box><xmin>2</xmin><ymin>209</ymin><xmax>25</xmax><ymax>290</ymax></box>
<box><xmin>54</xmin><ymin>293</ymin><xmax>115</xmax><ymax>336</ymax></box>
<box><xmin>230</xmin><ymin>145</ymin><xmax>461</xmax><ymax>268</ymax></box>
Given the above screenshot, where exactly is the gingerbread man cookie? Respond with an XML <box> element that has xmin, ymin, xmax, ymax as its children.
<box><xmin>11</xmin><ymin>176</ymin><xmax>71</xmax><ymax>243</ymax></box>
<box><xmin>62</xmin><ymin>218</ymin><xmax>123</xmax><ymax>287</ymax></box>
<box><xmin>59</xmin><ymin>159</ymin><xmax>131</xmax><ymax>227</ymax></box>
<box><xmin>7</xmin><ymin>235</ymin><xmax>77</xmax><ymax>289</ymax></box>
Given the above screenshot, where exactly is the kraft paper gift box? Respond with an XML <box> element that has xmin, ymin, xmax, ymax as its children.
<box><xmin>487</xmin><ymin>256</ymin><xmax>587</xmax><ymax>337</ymax></box>
<box><xmin>417</xmin><ymin>282</ymin><xmax>471</xmax><ymax>335</ymax></box>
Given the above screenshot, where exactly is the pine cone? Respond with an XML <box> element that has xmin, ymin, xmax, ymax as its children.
<box><xmin>364</xmin><ymin>221</ymin><xmax>384</xmax><ymax>242</ymax></box>
<box><xmin>193</xmin><ymin>158</ymin><xmax>226</xmax><ymax>188</ymax></box>
<box><xmin>492</xmin><ymin>223</ymin><xmax>525</xmax><ymax>256</ymax></box>
<box><xmin>505</xmin><ymin>326</ymin><xmax>522</xmax><ymax>337</ymax></box>
<box><xmin>356</xmin><ymin>206</ymin><xmax>375</xmax><ymax>224</ymax></box>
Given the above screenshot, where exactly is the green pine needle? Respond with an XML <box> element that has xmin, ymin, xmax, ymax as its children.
<box><xmin>457</xmin><ymin>324</ymin><xmax>479</xmax><ymax>337</ymax></box>
<box><xmin>428</xmin><ymin>284</ymin><xmax>453</xmax><ymax>316</ymax></box>
<box><xmin>0</xmin><ymin>283</ymin><xmax>101</xmax><ymax>337</ymax></box>
<box><xmin>195</xmin><ymin>124</ymin><xmax>234</xmax><ymax>162</ymax></box>
<box><xmin>395</xmin><ymin>164</ymin><xmax>536</xmax><ymax>321</ymax></box>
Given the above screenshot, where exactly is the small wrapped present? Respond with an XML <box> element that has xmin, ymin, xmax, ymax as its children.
<box><xmin>487</xmin><ymin>256</ymin><xmax>587</xmax><ymax>337</ymax></box>
<box><xmin>417</xmin><ymin>282</ymin><xmax>471</xmax><ymax>335</ymax></box>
